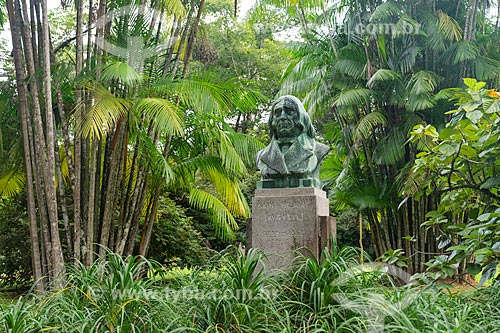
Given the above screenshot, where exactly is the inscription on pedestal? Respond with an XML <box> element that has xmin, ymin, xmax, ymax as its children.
<box><xmin>250</xmin><ymin>188</ymin><xmax>329</xmax><ymax>270</ymax></box>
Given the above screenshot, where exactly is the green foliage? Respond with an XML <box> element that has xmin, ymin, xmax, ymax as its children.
<box><xmin>148</xmin><ymin>197</ymin><xmax>209</xmax><ymax>267</ymax></box>
<box><xmin>2</xmin><ymin>247</ymin><xmax>500</xmax><ymax>332</ymax></box>
<box><xmin>0</xmin><ymin>198</ymin><xmax>32</xmax><ymax>290</ymax></box>
<box><xmin>379</xmin><ymin>249</ymin><xmax>410</xmax><ymax>269</ymax></box>
<box><xmin>409</xmin><ymin>79</ymin><xmax>500</xmax><ymax>283</ymax></box>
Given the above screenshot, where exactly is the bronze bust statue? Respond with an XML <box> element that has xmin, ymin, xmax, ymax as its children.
<box><xmin>256</xmin><ymin>95</ymin><xmax>330</xmax><ymax>189</ymax></box>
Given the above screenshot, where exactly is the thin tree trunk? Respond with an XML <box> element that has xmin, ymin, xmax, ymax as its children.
<box><xmin>72</xmin><ymin>0</ymin><xmax>84</xmax><ymax>263</ymax></box>
<box><xmin>54</xmin><ymin>133</ymin><xmax>73</xmax><ymax>256</ymax></box>
<box><xmin>125</xmin><ymin>171</ymin><xmax>149</xmax><ymax>256</ymax></box>
<box><xmin>181</xmin><ymin>0</ymin><xmax>205</xmax><ymax>77</ymax></box>
<box><xmin>116</xmin><ymin>135</ymin><xmax>142</xmax><ymax>255</ymax></box>
<box><xmin>98</xmin><ymin>120</ymin><xmax>126</xmax><ymax>256</ymax></box>
<box><xmin>18</xmin><ymin>0</ymin><xmax>58</xmax><ymax>281</ymax></box>
<box><xmin>85</xmin><ymin>139</ymin><xmax>98</xmax><ymax>265</ymax></box>
<box><xmin>138</xmin><ymin>137</ymin><xmax>171</xmax><ymax>256</ymax></box>
<box><xmin>162</xmin><ymin>17</ymin><xmax>181</xmax><ymax>76</ymax></box>
<box><xmin>6</xmin><ymin>0</ymin><xmax>44</xmax><ymax>291</ymax></box>
<box><xmin>171</xmin><ymin>0</ymin><xmax>196</xmax><ymax>76</ymax></box>
<box><xmin>358</xmin><ymin>212</ymin><xmax>364</xmax><ymax>262</ymax></box>
<box><xmin>496</xmin><ymin>0</ymin><xmax>500</xmax><ymax>28</ymax></box>
<box><xmin>40</xmin><ymin>0</ymin><xmax>65</xmax><ymax>280</ymax></box>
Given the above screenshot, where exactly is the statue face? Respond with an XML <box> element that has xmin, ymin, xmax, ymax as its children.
<box><xmin>272</xmin><ymin>99</ymin><xmax>301</xmax><ymax>139</ymax></box>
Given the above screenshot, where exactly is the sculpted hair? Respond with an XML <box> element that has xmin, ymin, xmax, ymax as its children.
<box><xmin>269</xmin><ymin>95</ymin><xmax>315</xmax><ymax>138</ymax></box>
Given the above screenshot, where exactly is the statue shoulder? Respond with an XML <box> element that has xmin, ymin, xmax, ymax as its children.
<box><xmin>256</xmin><ymin>148</ymin><xmax>264</xmax><ymax>164</ymax></box>
<box><xmin>314</xmin><ymin>141</ymin><xmax>330</xmax><ymax>161</ymax></box>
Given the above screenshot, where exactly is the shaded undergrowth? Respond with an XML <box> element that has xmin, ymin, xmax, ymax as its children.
<box><xmin>1</xmin><ymin>245</ymin><xmax>499</xmax><ymax>332</ymax></box>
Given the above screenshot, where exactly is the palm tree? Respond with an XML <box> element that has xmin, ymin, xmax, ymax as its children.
<box><xmin>258</xmin><ymin>0</ymin><xmax>500</xmax><ymax>272</ymax></box>
<box><xmin>4</xmin><ymin>0</ymin><xmax>264</xmax><ymax>286</ymax></box>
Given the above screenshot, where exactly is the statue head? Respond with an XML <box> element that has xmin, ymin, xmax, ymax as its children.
<box><xmin>269</xmin><ymin>95</ymin><xmax>315</xmax><ymax>140</ymax></box>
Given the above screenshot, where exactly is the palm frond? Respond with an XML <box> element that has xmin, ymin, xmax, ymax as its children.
<box><xmin>370</xmin><ymin>0</ymin><xmax>402</xmax><ymax>21</ymax></box>
<box><xmin>214</xmin><ymin>127</ymin><xmax>247</xmax><ymax>175</ymax></box>
<box><xmin>367</xmin><ymin>69</ymin><xmax>402</xmax><ymax>88</ymax></box>
<box><xmin>407</xmin><ymin>70</ymin><xmax>440</xmax><ymax>95</ymax></box>
<box><xmin>373</xmin><ymin>128</ymin><xmax>405</xmax><ymax>165</ymax></box>
<box><xmin>333</xmin><ymin>44</ymin><xmax>366</xmax><ymax>79</ymax></box>
<box><xmin>334</xmin><ymin>88</ymin><xmax>373</xmax><ymax>108</ymax></box>
<box><xmin>407</xmin><ymin>93</ymin><xmax>436</xmax><ymax>112</ymax></box>
<box><xmin>153</xmin><ymin>71</ymin><xmax>263</xmax><ymax>116</ymax></box>
<box><xmin>398</xmin><ymin>45</ymin><xmax>420</xmax><ymax>73</ymax></box>
<box><xmin>134</xmin><ymin>98</ymin><xmax>184</xmax><ymax>137</ymax></box>
<box><xmin>0</xmin><ymin>170</ymin><xmax>25</xmax><ymax>198</ymax></box>
<box><xmin>161</xmin><ymin>0</ymin><xmax>186</xmax><ymax>18</ymax></box>
<box><xmin>78</xmin><ymin>84</ymin><xmax>133</xmax><ymax>139</ymax></box>
<box><xmin>226</xmin><ymin>132</ymin><xmax>265</xmax><ymax>167</ymax></box>
<box><xmin>437</xmin><ymin>10</ymin><xmax>462</xmax><ymax>41</ymax></box>
<box><xmin>139</xmin><ymin>133</ymin><xmax>175</xmax><ymax>183</ymax></box>
<box><xmin>354</xmin><ymin>111</ymin><xmax>387</xmax><ymax>141</ymax></box>
<box><xmin>392</xmin><ymin>15</ymin><xmax>420</xmax><ymax>38</ymax></box>
<box><xmin>333</xmin><ymin>59</ymin><xmax>366</xmax><ymax>80</ymax></box>
<box><xmin>256</xmin><ymin>0</ymin><xmax>326</xmax><ymax>11</ymax></box>
<box><xmin>441</xmin><ymin>41</ymin><xmax>478</xmax><ymax>65</ymax></box>
<box><xmin>189</xmin><ymin>188</ymin><xmax>238</xmax><ymax>240</ymax></box>
<box><xmin>472</xmin><ymin>57</ymin><xmax>499</xmax><ymax>81</ymax></box>
<box><xmin>433</xmin><ymin>88</ymin><xmax>462</xmax><ymax>101</ymax></box>
<box><xmin>174</xmin><ymin>155</ymin><xmax>227</xmax><ymax>177</ymax></box>
<box><xmin>202</xmin><ymin>168</ymin><xmax>249</xmax><ymax>218</ymax></box>
<box><xmin>100</xmin><ymin>61</ymin><xmax>142</xmax><ymax>86</ymax></box>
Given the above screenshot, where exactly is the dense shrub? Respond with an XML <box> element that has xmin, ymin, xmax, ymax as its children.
<box><xmin>1</xmin><ymin>246</ymin><xmax>500</xmax><ymax>332</ymax></box>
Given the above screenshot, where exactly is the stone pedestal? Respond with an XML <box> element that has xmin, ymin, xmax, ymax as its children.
<box><xmin>248</xmin><ymin>188</ymin><xmax>335</xmax><ymax>271</ymax></box>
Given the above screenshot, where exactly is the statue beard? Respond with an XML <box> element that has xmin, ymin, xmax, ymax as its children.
<box><xmin>275</xmin><ymin>119</ymin><xmax>301</xmax><ymax>140</ymax></box>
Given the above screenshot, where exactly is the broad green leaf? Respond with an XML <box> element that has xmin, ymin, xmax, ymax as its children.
<box><xmin>438</xmin><ymin>142</ymin><xmax>460</xmax><ymax>156</ymax></box>
<box><xmin>466</xmin><ymin>110</ymin><xmax>483</xmax><ymax>123</ymax></box>
<box><xmin>439</xmin><ymin>127</ymin><xmax>459</xmax><ymax>140</ymax></box>
<box><xmin>479</xmin><ymin>177</ymin><xmax>500</xmax><ymax>190</ymax></box>
<box><xmin>477</xmin><ymin>213</ymin><xmax>491</xmax><ymax>222</ymax></box>
<box><xmin>466</xmin><ymin>263</ymin><xmax>482</xmax><ymax>275</ymax></box>
<box><xmin>461</xmin><ymin>101</ymin><xmax>481</xmax><ymax>112</ymax></box>
<box><xmin>479</xmin><ymin>262</ymin><xmax>498</xmax><ymax>287</ymax></box>
<box><xmin>485</xmin><ymin>99</ymin><xmax>500</xmax><ymax>113</ymax></box>
<box><xmin>460</xmin><ymin>145</ymin><xmax>477</xmax><ymax>158</ymax></box>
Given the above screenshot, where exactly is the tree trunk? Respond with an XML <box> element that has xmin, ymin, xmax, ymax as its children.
<box><xmin>54</xmin><ymin>133</ymin><xmax>73</xmax><ymax>256</ymax></box>
<box><xmin>40</xmin><ymin>0</ymin><xmax>65</xmax><ymax>281</ymax></box>
<box><xmin>6</xmin><ymin>0</ymin><xmax>44</xmax><ymax>292</ymax></box>
<box><xmin>171</xmin><ymin>0</ymin><xmax>196</xmax><ymax>76</ymax></box>
<box><xmin>181</xmin><ymin>0</ymin><xmax>205</xmax><ymax>77</ymax></box>
<box><xmin>73</xmin><ymin>0</ymin><xmax>84</xmax><ymax>263</ymax></box>
<box><xmin>98</xmin><ymin>120</ymin><xmax>126</xmax><ymax>256</ymax></box>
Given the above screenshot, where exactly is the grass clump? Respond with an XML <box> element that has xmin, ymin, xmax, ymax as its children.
<box><xmin>1</xmin><ymin>245</ymin><xmax>500</xmax><ymax>332</ymax></box>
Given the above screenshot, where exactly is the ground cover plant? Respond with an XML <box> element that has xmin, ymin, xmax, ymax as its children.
<box><xmin>1</xmin><ymin>245</ymin><xmax>499</xmax><ymax>333</ymax></box>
